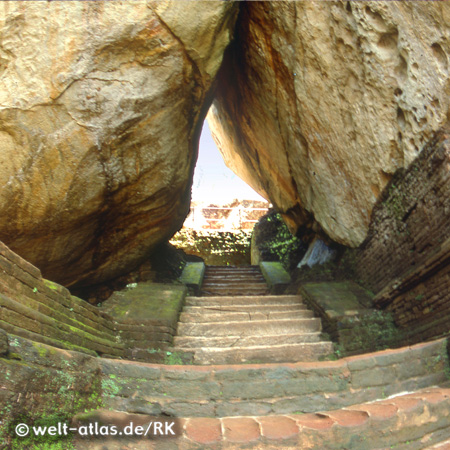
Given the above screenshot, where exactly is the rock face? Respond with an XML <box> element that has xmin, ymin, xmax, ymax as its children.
<box><xmin>208</xmin><ymin>1</ymin><xmax>450</xmax><ymax>247</ymax></box>
<box><xmin>0</xmin><ymin>1</ymin><xmax>238</xmax><ymax>287</ymax></box>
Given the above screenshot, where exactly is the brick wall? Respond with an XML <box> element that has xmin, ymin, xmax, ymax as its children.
<box><xmin>0</xmin><ymin>240</ymin><xmax>124</xmax><ymax>357</ymax></box>
<box><xmin>355</xmin><ymin>125</ymin><xmax>450</xmax><ymax>342</ymax></box>
<box><xmin>99</xmin><ymin>339</ymin><xmax>449</xmax><ymax>418</ymax></box>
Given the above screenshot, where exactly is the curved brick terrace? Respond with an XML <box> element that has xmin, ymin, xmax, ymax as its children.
<box><xmin>99</xmin><ymin>339</ymin><xmax>449</xmax><ymax>418</ymax></box>
<box><xmin>73</xmin><ymin>387</ymin><xmax>450</xmax><ymax>449</ymax></box>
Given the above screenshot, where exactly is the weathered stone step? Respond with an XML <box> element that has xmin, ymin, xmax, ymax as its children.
<box><xmin>201</xmin><ymin>289</ymin><xmax>269</xmax><ymax>296</ymax></box>
<box><xmin>177</xmin><ymin>318</ymin><xmax>322</xmax><ymax>336</ymax></box>
<box><xmin>425</xmin><ymin>438</ymin><xmax>450</xmax><ymax>449</ymax></box>
<box><xmin>204</xmin><ymin>272</ymin><xmax>265</xmax><ymax>277</ymax></box>
<box><xmin>79</xmin><ymin>386</ymin><xmax>450</xmax><ymax>449</ymax></box>
<box><xmin>183</xmin><ymin>304</ymin><xmax>307</xmax><ymax>313</ymax></box>
<box><xmin>186</xmin><ymin>295</ymin><xmax>303</xmax><ymax>307</ymax></box>
<box><xmin>182</xmin><ymin>341</ymin><xmax>334</xmax><ymax>364</ymax></box>
<box><xmin>202</xmin><ymin>282</ymin><xmax>267</xmax><ymax>288</ymax></box>
<box><xmin>179</xmin><ymin>310</ymin><xmax>314</xmax><ymax>323</ymax></box>
<box><xmin>173</xmin><ymin>332</ymin><xmax>323</xmax><ymax>348</ymax></box>
<box><xmin>98</xmin><ymin>339</ymin><xmax>449</xmax><ymax>418</ymax></box>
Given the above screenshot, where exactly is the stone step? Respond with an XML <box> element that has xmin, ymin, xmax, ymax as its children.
<box><xmin>202</xmin><ymin>282</ymin><xmax>267</xmax><ymax>288</ymax></box>
<box><xmin>78</xmin><ymin>386</ymin><xmax>450</xmax><ymax>449</ymax></box>
<box><xmin>183</xmin><ymin>304</ymin><xmax>307</xmax><ymax>313</ymax></box>
<box><xmin>177</xmin><ymin>318</ymin><xmax>322</xmax><ymax>337</ymax></box>
<box><xmin>206</xmin><ymin>266</ymin><xmax>260</xmax><ymax>268</ymax></box>
<box><xmin>185</xmin><ymin>295</ymin><xmax>303</xmax><ymax>307</ymax></box>
<box><xmin>425</xmin><ymin>439</ymin><xmax>450</xmax><ymax>449</ymax></box>
<box><xmin>179</xmin><ymin>309</ymin><xmax>314</xmax><ymax>323</ymax></box>
<box><xmin>173</xmin><ymin>332</ymin><xmax>323</xmax><ymax>348</ymax></box>
<box><xmin>182</xmin><ymin>341</ymin><xmax>334</xmax><ymax>364</ymax></box>
<box><xmin>201</xmin><ymin>290</ymin><xmax>269</xmax><ymax>297</ymax></box>
<box><xmin>98</xmin><ymin>339</ymin><xmax>449</xmax><ymax>418</ymax></box>
<box><xmin>204</xmin><ymin>269</ymin><xmax>265</xmax><ymax>275</ymax></box>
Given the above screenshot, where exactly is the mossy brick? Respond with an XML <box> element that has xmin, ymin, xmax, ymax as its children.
<box><xmin>120</xmin><ymin>330</ymin><xmax>174</xmax><ymax>341</ymax></box>
<box><xmin>13</xmin><ymin>292</ymin><xmax>116</xmax><ymax>343</ymax></box>
<box><xmin>162</xmin><ymin>401</ymin><xmax>216</xmax><ymax>418</ymax></box>
<box><xmin>351</xmin><ymin>366</ymin><xmax>397</xmax><ymax>388</ymax></box>
<box><xmin>300</xmin><ymin>281</ymin><xmax>374</xmax><ymax>317</ymax></box>
<box><xmin>0</xmin><ymin>328</ymin><xmax>8</xmax><ymax>354</ymax></box>
<box><xmin>0</xmin><ymin>241</ymin><xmax>41</xmax><ymax>278</ymax></box>
<box><xmin>216</xmin><ymin>401</ymin><xmax>273</xmax><ymax>417</ymax></box>
<box><xmin>180</xmin><ymin>262</ymin><xmax>205</xmax><ymax>295</ymax></box>
<box><xmin>221</xmin><ymin>381</ymin><xmax>285</xmax><ymax>400</ymax></box>
<box><xmin>9</xmin><ymin>337</ymin><xmax>100</xmax><ymax>372</ymax></box>
<box><xmin>157</xmin><ymin>380</ymin><xmax>221</xmax><ymax>401</ymax></box>
<box><xmin>271</xmin><ymin>394</ymin><xmax>332</xmax><ymax>414</ymax></box>
<box><xmin>0</xmin><ymin>320</ymin><xmax>98</xmax><ymax>356</ymax></box>
<box><xmin>260</xmin><ymin>261</ymin><xmax>290</xmax><ymax>293</ymax></box>
<box><xmin>102</xmin><ymin>396</ymin><xmax>163</xmax><ymax>415</ymax></box>
<box><xmin>0</xmin><ymin>253</ymin><xmax>42</xmax><ymax>290</ymax></box>
<box><xmin>280</xmin><ymin>375</ymin><xmax>348</xmax><ymax>396</ymax></box>
<box><xmin>265</xmin><ymin>366</ymin><xmax>301</xmax><ymax>380</ymax></box>
<box><xmin>162</xmin><ymin>368</ymin><xmax>210</xmax><ymax>381</ymax></box>
<box><xmin>1</xmin><ymin>307</ymin><xmax>122</xmax><ymax>356</ymax></box>
<box><xmin>394</xmin><ymin>359</ymin><xmax>429</xmax><ymax>380</ymax></box>
<box><xmin>99</xmin><ymin>360</ymin><xmax>161</xmax><ymax>380</ymax></box>
<box><xmin>102</xmin><ymin>282</ymin><xmax>187</xmax><ymax>329</ymax></box>
<box><xmin>347</xmin><ymin>356</ymin><xmax>377</xmax><ymax>372</ymax></box>
<box><xmin>214</xmin><ymin>367</ymin><xmax>269</xmax><ymax>382</ymax></box>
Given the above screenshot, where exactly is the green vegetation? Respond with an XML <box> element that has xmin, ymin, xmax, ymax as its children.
<box><xmin>339</xmin><ymin>310</ymin><xmax>402</xmax><ymax>355</ymax></box>
<box><xmin>1</xmin><ymin>340</ymin><xmax>103</xmax><ymax>450</ymax></box>
<box><xmin>170</xmin><ymin>229</ymin><xmax>252</xmax><ymax>265</ymax></box>
<box><xmin>254</xmin><ymin>212</ymin><xmax>306</xmax><ymax>271</ymax></box>
<box><xmin>164</xmin><ymin>351</ymin><xmax>184</xmax><ymax>365</ymax></box>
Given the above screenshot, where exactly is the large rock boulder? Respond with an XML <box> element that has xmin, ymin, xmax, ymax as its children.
<box><xmin>0</xmin><ymin>1</ymin><xmax>238</xmax><ymax>287</ymax></box>
<box><xmin>208</xmin><ymin>1</ymin><xmax>450</xmax><ymax>247</ymax></box>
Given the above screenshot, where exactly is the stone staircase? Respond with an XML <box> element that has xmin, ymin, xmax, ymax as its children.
<box><xmin>200</xmin><ymin>265</ymin><xmax>270</xmax><ymax>296</ymax></box>
<box><xmin>174</xmin><ymin>265</ymin><xmax>333</xmax><ymax>364</ymax></box>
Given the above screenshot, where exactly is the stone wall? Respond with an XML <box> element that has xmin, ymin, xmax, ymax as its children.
<box><xmin>0</xmin><ymin>239</ymin><xmax>191</xmax><ymax>361</ymax></box>
<box><xmin>99</xmin><ymin>339</ymin><xmax>449</xmax><ymax>418</ymax></box>
<box><xmin>0</xmin><ymin>241</ymin><xmax>123</xmax><ymax>358</ymax></box>
<box><xmin>355</xmin><ymin>126</ymin><xmax>450</xmax><ymax>342</ymax></box>
<box><xmin>0</xmin><ymin>336</ymin><xmax>103</xmax><ymax>449</ymax></box>
<box><xmin>1</xmin><ymin>332</ymin><xmax>449</xmax><ymax>448</ymax></box>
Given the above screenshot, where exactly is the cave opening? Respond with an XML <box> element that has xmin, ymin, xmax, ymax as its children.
<box><xmin>169</xmin><ymin>116</ymin><xmax>270</xmax><ymax>266</ymax></box>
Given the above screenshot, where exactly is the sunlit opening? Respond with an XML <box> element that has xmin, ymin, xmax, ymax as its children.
<box><xmin>186</xmin><ymin>120</ymin><xmax>270</xmax><ymax>231</ymax></box>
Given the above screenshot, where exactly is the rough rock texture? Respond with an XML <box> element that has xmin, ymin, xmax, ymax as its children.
<box><xmin>208</xmin><ymin>1</ymin><xmax>450</xmax><ymax>247</ymax></box>
<box><xmin>0</xmin><ymin>1</ymin><xmax>238</xmax><ymax>287</ymax></box>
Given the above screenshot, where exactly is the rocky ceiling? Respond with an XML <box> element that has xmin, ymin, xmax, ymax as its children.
<box><xmin>0</xmin><ymin>1</ymin><xmax>448</xmax><ymax>287</ymax></box>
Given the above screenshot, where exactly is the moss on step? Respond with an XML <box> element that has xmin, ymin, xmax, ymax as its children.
<box><xmin>301</xmin><ymin>281</ymin><xmax>402</xmax><ymax>356</ymax></box>
<box><xmin>260</xmin><ymin>261</ymin><xmax>291</xmax><ymax>294</ymax></box>
<box><xmin>102</xmin><ymin>282</ymin><xmax>186</xmax><ymax>328</ymax></box>
<box><xmin>179</xmin><ymin>262</ymin><xmax>205</xmax><ymax>295</ymax></box>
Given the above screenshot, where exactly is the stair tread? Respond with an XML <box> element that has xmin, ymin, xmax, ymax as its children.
<box><xmin>174</xmin><ymin>332</ymin><xmax>324</xmax><ymax>348</ymax></box>
<box><xmin>179</xmin><ymin>310</ymin><xmax>314</xmax><ymax>323</ymax></box>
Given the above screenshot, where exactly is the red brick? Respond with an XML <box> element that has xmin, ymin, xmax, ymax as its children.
<box><xmin>222</xmin><ymin>417</ymin><xmax>260</xmax><ymax>443</ymax></box>
<box><xmin>326</xmin><ymin>410</ymin><xmax>369</xmax><ymax>427</ymax></box>
<box><xmin>415</xmin><ymin>391</ymin><xmax>448</xmax><ymax>404</ymax></box>
<box><xmin>259</xmin><ymin>416</ymin><xmax>299</xmax><ymax>440</ymax></box>
<box><xmin>294</xmin><ymin>413</ymin><xmax>335</xmax><ymax>430</ymax></box>
<box><xmin>386</xmin><ymin>397</ymin><xmax>422</xmax><ymax>411</ymax></box>
<box><xmin>185</xmin><ymin>418</ymin><xmax>222</xmax><ymax>444</ymax></box>
<box><xmin>349</xmin><ymin>403</ymin><xmax>398</xmax><ymax>419</ymax></box>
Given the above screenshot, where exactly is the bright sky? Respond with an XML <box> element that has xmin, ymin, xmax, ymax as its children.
<box><xmin>192</xmin><ymin>121</ymin><xmax>266</xmax><ymax>204</ymax></box>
